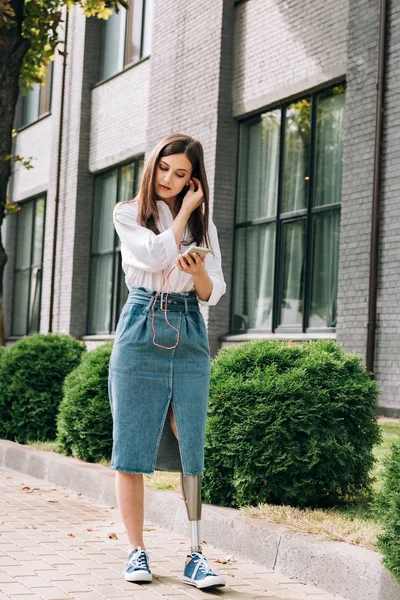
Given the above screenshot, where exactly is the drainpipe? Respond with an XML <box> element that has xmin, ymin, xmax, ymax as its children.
<box><xmin>49</xmin><ymin>7</ymin><xmax>69</xmax><ymax>332</ymax></box>
<box><xmin>366</xmin><ymin>0</ymin><xmax>388</xmax><ymax>375</ymax></box>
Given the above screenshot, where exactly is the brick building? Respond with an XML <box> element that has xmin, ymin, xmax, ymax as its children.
<box><xmin>3</xmin><ymin>0</ymin><xmax>400</xmax><ymax>411</ymax></box>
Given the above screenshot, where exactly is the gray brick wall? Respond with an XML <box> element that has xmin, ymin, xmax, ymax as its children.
<box><xmin>233</xmin><ymin>0</ymin><xmax>348</xmax><ymax>117</ymax></box>
<box><xmin>374</xmin><ymin>0</ymin><xmax>400</xmax><ymax>409</ymax></box>
<box><xmin>336</xmin><ymin>0</ymin><xmax>379</xmax><ymax>357</ymax></box>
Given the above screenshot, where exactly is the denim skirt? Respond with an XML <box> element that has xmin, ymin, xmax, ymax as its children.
<box><xmin>108</xmin><ymin>286</ymin><xmax>211</xmax><ymax>476</ymax></box>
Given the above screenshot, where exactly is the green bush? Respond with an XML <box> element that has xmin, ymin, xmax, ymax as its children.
<box><xmin>203</xmin><ymin>339</ymin><xmax>381</xmax><ymax>509</ymax></box>
<box><xmin>57</xmin><ymin>342</ymin><xmax>113</xmax><ymax>462</ymax></box>
<box><xmin>376</xmin><ymin>439</ymin><xmax>400</xmax><ymax>582</ymax></box>
<box><xmin>0</xmin><ymin>334</ymin><xmax>85</xmax><ymax>443</ymax></box>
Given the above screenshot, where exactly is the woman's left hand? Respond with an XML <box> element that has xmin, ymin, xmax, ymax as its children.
<box><xmin>176</xmin><ymin>252</ymin><xmax>207</xmax><ymax>275</ymax></box>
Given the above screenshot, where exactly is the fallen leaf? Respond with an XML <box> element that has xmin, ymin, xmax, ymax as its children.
<box><xmin>108</xmin><ymin>532</ymin><xmax>118</xmax><ymax>539</ymax></box>
<box><xmin>143</xmin><ymin>527</ymin><xmax>155</xmax><ymax>532</ymax></box>
<box><xmin>47</xmin><ymin>499</ymin><xmax>58</xmax><ymax>503</ymax></box>
<box><xmin>227</xmin><ymin>572</ymin><xmax>234</xmax><ymax>577</ymax></box>
<box><xmin>67</xmin><ymin>533</ymin><xmax>75</xmax><ymax>538</ymax></box>
<box><xmin>215</xmin><ymin>555</ymin><xmax>235</xmax><ymax>564</ymax></box>
<box><xmin>87</xmin><ymin>528</ymin><xmax>93</xmax><ymax>532</ymax></box>
<box><xmin>201</xmin><ymin>540</ymin><xmax>207</xmax><ymax>544</ymax></box>
<box><xmin>77</xmin><ymin>493</ymin><xmax>82</xmax><ymax>497</ymax></box>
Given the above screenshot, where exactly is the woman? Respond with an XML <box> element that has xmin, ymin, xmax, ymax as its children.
<box><xmin>108</xmin><ymin>133</ymin><xmax>227</xmax><ymax>589</ymax></box>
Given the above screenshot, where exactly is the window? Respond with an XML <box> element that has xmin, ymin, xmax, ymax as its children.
<box><xmin>12</xmin><ymin>196</ymin><xmax>46</xmax><ymax>336</ymax></box>
<box><xmin>100</xmin><ymin>0</ymin><xmax>153</xmax><ymax>81</ymax></box>
<box><xmin>17</xmin><ymin>64</ymin><xmax>53</xmax><ymax>129</ymax></box>
<box><xmin>232</xmin><ymin>84</ymin><xmax>345</xmax><ymax>333</ymax></box>
<box><xmin>87</xmin><ymin>158</ymin><xmax>144</xmax><ymax>335</ymax></box>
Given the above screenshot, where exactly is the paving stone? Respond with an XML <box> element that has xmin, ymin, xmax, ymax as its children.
<box><xmin>0</xmin><ymin>467</ymin><xmax>345</xmax><ymax>600</ymax></box>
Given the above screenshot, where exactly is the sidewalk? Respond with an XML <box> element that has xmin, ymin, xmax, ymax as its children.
<box><xmin>0</xmin><ymin>466</ymin><xmax>346</xmax><ymax>600</ymax></box>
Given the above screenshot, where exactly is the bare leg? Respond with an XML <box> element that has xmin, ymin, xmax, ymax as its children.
<box><xmin>168</xmin><ymin>404</ymin><xmax>178</xmax><ymax>438</ymax></box>
<box><xmin>115</xmin><ymin>471</ymin><xmax>145</xmax><ymax>550</ymax></box>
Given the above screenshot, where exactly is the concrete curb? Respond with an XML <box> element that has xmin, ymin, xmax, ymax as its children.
<box><xmin>0</xmin><ymin>440</ymin><xmax>399</xmax><ymax>600</ymax></box>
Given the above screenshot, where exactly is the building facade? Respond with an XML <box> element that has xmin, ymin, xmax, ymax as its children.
<box><xmin>3</xmin><ymin>0</ymin><xmax>400</xmax><ymax>411</ymax></box>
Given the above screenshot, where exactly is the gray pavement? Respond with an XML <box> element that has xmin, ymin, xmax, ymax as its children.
<box><xmin>0</xmin><ymin>466</ymin><xmax>346</xmax><ymax>600</ymax></box>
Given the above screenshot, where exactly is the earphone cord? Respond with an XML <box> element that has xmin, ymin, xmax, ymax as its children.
<box><xmin>150</xmin><ymin>265</ymin><xmax>181</xmax><ymax>350</ymax></box>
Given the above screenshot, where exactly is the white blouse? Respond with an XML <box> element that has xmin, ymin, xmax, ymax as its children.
<box><xmin>113</xmin><ymin>200</ymin><xmax>226</xmax><ymax>306</ymax></box>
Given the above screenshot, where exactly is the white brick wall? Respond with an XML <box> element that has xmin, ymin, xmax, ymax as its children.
<box><xmin>89</xmin><ymin>60</ymin><xmax>150</xmax><ymax>172</ymax></box>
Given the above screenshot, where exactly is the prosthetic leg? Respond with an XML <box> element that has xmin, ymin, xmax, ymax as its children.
<box><xmin>180</xmin><ymin>474</ymin><xmax>202</xmax><ymax>554</ymax></box>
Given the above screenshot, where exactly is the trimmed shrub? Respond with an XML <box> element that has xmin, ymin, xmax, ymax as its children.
<box><xmin>0</xmin><ymin>345</ymin><xmax>6</xmax><ymax>360</ymax></box>
<box><xmin>203</xmin><ymin>339</ymin><xmax>381</xmax><ymax>508</ymax></box>
<box><xmin>376</xmin><ymin>439</ymin><xmax>400</xmax><ymax>582</ymax></box>
<box><xmin>0</xmin><ymin>334</ymin><xmax>85</xmax><ymax>443</ymax></box>
<box><xmin>57</xmin><ymin>342</ymin><xmax>113</xmax><ymax>462</ymax></box>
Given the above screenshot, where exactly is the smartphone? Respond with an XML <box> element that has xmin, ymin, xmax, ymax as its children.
<box><xmin>182</xmin><ymin>245</ymin><xmax>211</xmax><ymax>261</ymax></box>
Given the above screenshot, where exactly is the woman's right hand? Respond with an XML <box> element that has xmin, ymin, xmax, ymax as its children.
<box><xmin>181</xmin><ymin>177</ymin><xmax>204</xmax><ymax>214</ymax></box>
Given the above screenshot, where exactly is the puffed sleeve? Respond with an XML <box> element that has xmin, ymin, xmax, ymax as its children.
<box><xmin>197</xmin><ymin>218</ymin><xmax>226</xmax><ymax>307</ymax></box>
<box><xmin>113</xmin><ymin>202</ymin><xmax>179</xmax><ymax>273</ymax></box>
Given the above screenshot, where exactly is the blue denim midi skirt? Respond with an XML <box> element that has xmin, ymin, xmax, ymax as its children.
<box><xmin>108</xmin><ymin>286</ymin><xmax>211</xmax><ymax>476</ymax></box>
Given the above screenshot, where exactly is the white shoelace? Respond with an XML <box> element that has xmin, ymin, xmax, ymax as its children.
<box><xmin>191</xmin><ymin>553</ymin><xmax>215</xmax><ymax>578</ymax></box>
<box><xmin>128</xmin><ymin>547</ymin><xmax>148</xmax><ymax>570</ymax></box>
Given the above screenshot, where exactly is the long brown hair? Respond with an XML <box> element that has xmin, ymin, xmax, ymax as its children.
<box><xmin>117</xmin><ymin>133</ymin><xmax>212</xmax><ymax>251</ymax></box>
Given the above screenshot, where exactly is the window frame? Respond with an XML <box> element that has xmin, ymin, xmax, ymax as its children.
<box><xmin>11</xmin><ymin>193</ymin><xmax>46</xmax><ymax>337</ymax></box>
<box><xmin>86</xmin><ymin>156</ymin><xmax>144</xmax><ymax>336</ymax></box>
<box><xmin>230</xmin><ymin>82</ymin><xmax>345</xmax><ymax>335</ymax></box>
<box><xmin>16</xmin><ymin>64</ymin><xmax>53</xmax><ymax>131</ymax></box>
<box><xmin>98</xmin><ymin>0</ymin><xmax>152</xmax><ymax>84</ymax></box>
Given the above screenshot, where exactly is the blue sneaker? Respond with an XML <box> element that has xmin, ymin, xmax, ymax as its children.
<box><xmin>182</xmin><ymin>552</ymin><xmax>226</xmax><ymax>589</ymax></box>
<box><xmin>123</xmin><ymin>547</ymin><xmax>152</xmax><ymax>582</ymax></box>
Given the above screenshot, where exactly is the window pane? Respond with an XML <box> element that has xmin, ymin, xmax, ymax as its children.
<box><xmin>39</xmin><ymin>63</ymin><xmax>53</xmax><ymax>116</ymax></box>
<box><xmin>282</xmin><ymin>99</ymin><xmax>311</xmax><ymax>213</ymax></box>
<box><xmin>28</xmin><ymin>267</ymin><xmax>42</xmax><ymax>334</ymax></box>
<box><xmin>116</xmin><ymin>257</ymin><xmax>129</xmax><ymax>323</ymax></box>
<box><xmin>119</xmin><ymin>163</ymin><xmax>134</xmax><ymax>201</ymax></box>
<box><xmin>22</xmin><ymin>84</ymin><xmax>40</xmax><ymax>126</ymax></box>
<box><xmin>314</xmin><ymin>85</ymin><xmax>346</xmax><ymax>207</ymax></box>
<box><xmin>142</xmin><ymin>0</ymin><xmax>153</xmax><ymax>57</ymax></box>
<box><xmin>232</xmin><ymin>224</ymin><xmax>275</xmax><ymax>331</ymax></box>
<box><xmin>136</xmin><ymin>158</ymin><xmax>144</xmax><ymax>191</ymax></box>
<box><xmin>92</xmin><ymin>171</ymin><xmax>118</xmax><ymax>253</ymax></box>
<box><xmin>309</xmin><ymin>210</ymin><xmax>340</xmax><ymax>328</ymax></box>
<box><xmin>237</xmin><ymin>111</ymin><xmax>280</xmax><ymax>223</ymax></box>
<box><xmin>279</xmin><ymin>219</ymin><xmax>306</xmax><ymax>327</ymax></box>
<box><xmin>87</xmin><ymin>255</ymin><xmax>114</xmax><ymax>334</ymax></box>
<box><xmin>12</xmin><ymin>271</ymin><xmax>30</xmax><ymax>336</ymax></box>
<box><xmin>101</xmin><ymin>7</ymin><xmax>127</xmax><ymax>79</ymax></box>
<box><xmin>15</xmin><ymin>202</ymin><xmax>33</xmax><ymax>269</ymax></box>
<box><xmin>32</xmin><ymin>198</ymin><xmax>45</xmax><ymax>265</ymax></box>
<box><xmin>125</xmin><ymin>0</ymin><xmax>143</xmax><ymax>65</ymax></box>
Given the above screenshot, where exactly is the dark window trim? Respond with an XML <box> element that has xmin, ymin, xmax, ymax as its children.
<box><xmin>231</xmin><ymin>81</ymin><xmax>346</xmax><ymax>335</ymax></box>
<box><xmin>11</xmin><ymin>193</ymin><xmax>47</xmax><ymax>337</ymax></box>
<box><xmin>236</xmin><ymin>75</ymin><xmax>346</xmax><ymax>124</ymax></box>
<box><xmin>86</xmin><ymin>156</ymin><xmax>144</xmax><ymax>335</ymax></box>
